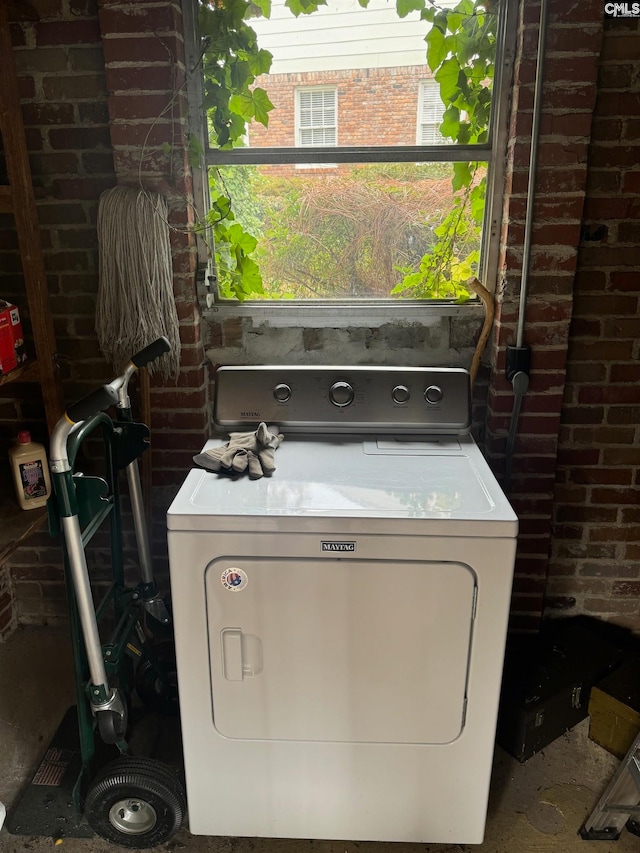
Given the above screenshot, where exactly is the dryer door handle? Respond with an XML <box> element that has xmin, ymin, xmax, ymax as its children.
<box><xmin>221</xmin><ymin>629</ymin><xmax>264</xmax><ymax>681</ymax></box>
<box><xmin>221</xmin><ymin>628</ymin><xmax>244</xmax><ymax>681</ymax></box>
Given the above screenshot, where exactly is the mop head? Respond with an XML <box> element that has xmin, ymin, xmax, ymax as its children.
<box><xmin>96</xmin><ymin>186</ymin><xmax>181</xmax><ymax>379</ymax></box>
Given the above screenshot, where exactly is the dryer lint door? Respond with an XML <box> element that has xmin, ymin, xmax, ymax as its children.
<box><xmin>206</xmin><ymin>557</ymin><xmax>476</xmax><ymax>744</ymax></box>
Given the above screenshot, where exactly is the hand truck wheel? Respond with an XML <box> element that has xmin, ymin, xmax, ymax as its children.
<box><xmin>97</xmin><ymin>707</ymin><xmax>128</xmax><ymax>745</ymax></box>
<box><xmin>84</xmin><ymin>756</ymin><xmax>185</xmax><ymax>848</ymax></box>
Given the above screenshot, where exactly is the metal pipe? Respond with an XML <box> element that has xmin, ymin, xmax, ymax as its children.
<box><xmin>61</xmin><ymin>515</ymin><xmax>110</xmax><ymax>691</ymax></box>
<box><xmin>517</xmin><ymin>0</ymin><xmax>548</xmax><ymax>348</ymax></box>
<box><xmin>126</xmin><ymin>461</ymin><xmax>154</xmax><ymax>584</ymax></box>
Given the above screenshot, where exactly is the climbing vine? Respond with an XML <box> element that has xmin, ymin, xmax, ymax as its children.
<box><xmin>197</xmin><ymin>0</ymin><xmax>498</xmax><ymax>301</ymax></box>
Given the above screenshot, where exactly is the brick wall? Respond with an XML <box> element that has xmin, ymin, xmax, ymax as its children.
<box><xmin>1</xmin><ymin>0</ymin><xmax>207</xmax><ymax>631</ymax></box>
<box><xmin>485</xmin><ymin>0</ymin><xmax>605</xmax><ymax>631</ymax></box>
<box><xmin>545</xmin><ymin>16</ymin><xmax>640</xmax><ymax>629</ymax></box>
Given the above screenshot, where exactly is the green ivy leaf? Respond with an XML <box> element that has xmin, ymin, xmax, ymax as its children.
<box><xmin>229</xmin><ymin>87</ymin><xmax>274</xmax><ymax>126</ymax></box>
<box><xmin>245</xmin><ymin>47</ymin><xmax>273</xmax><ymax>76</ymax></box>
<box><xmin>435</xmin><ymin>56</ymin><xmax>462</xmax><ymax>102</ymax></box>
<box><xmin>285</xmin><ymin>0</ymin><xmax>326</xmax><ymax>16</ymax></box>
<box><xmin>250</xmin><ymin>87</ymin><xmax>274</xmax><ymax>125</ymax></box>
<box><xmin>425</xmin><ymin>27</ymin><xmax>446</xmax><ymax>71</ymax></box>
<box><xmin>396</xmin><ymin>0</ymin><xmax>424</xmax><ymax>17</ymax></box>
<box><xmin>251</xmin><ymin>0</ymin><xmax>271</xmax><ymax>16</ymax></box>
<box><xmin>452</xmin><ymin>161</ymin><xmax>472</xmax><ymax>192</ymax></box>
<box><xmin>210</xmin><ymin>194</ymin><xmax>232</xmax><ymax>221</ymax></box>
<box><xmin>439</xmin><ymin>105</ymin><xmax>460</xmax><ymax>140</ymax></box>
<box><xmin>228</xmin><ymin>222</ymin><xmax>258</xmax><ymax>253</ymax></box>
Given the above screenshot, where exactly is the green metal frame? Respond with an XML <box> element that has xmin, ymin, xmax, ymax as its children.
<box><xmin>48</xmin><ymin>413</ymin><xmax>153</xmax><ymax>806</ymax></box>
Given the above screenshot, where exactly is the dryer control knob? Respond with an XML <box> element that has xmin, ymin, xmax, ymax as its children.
<box><xmin>329</xmin><ymin>381</ymin><xmax>354</xmax><ymax>408</ymax></box>
<box><xmin>273</xmin><ymin>383</ymin><xmax>292</xmax><ymax>403</ymax></box>
<box><xmin>392</xmin><ymin>384</ymin><xmax>410</xmax><ymax>404</ymax></box>
<box><xmin>424</xmin><ymin>385</ymin><xmax>444</xmax><ymax>405</ymax></box>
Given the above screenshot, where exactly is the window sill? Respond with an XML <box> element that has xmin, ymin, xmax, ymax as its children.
<box><xmin>203</xmin><ymin>299</ymin><xmax>485</xmax><ymax>329</ymax></box>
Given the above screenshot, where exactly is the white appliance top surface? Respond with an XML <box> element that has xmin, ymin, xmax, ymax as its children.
<box><xmin>167</xmin><ymin>434</ymin><xmax>518</xmax><ymax>536</ymax></box>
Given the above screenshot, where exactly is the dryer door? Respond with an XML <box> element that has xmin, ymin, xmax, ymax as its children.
<box><xmin>206</xmin><ymin>557</ymin><xmax>475</xmax><ymax>744</ymax></box>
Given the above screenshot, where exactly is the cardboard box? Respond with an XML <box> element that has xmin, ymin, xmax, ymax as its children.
<box><xmin>589</xmin><ymin>653</ymin><xmax>640</xmax><ymax>759</ymax></box>
<box><xmin>0</xmin><ymin>301</ymin><xmax>27</xmax><ymax>375</ymax></box>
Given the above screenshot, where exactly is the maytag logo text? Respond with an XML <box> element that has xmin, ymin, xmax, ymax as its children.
<box><xmin>322</xmin><ymin>541</ymin><xmax>356</xmax><ymax>552</ymax></box>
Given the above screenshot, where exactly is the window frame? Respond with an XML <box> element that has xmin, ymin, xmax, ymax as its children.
<box><xmin>295</xmin><ymin>85</ymin><xmax>338</xmax><ymax>148</ymax></box>
<box><xmin>196</xmin><ymin>0</ymin><xmax>518</xmax><ymax>326</ymax></box>
<box><xmin>417</xmin><ymin>79</ymin><xmax>445</xmax><ymax>147</ymax></box>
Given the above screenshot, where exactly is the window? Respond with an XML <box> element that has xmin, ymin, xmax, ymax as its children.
<box><xmin>199</xmin><ymin>0</ymin><xmax>516</xmax><ymax>318</ymax></box>
<box><xmin>417</xmin><ymin>80</ymin><xmax>445</xmax><ymax>146</ymax></box>
<box><xmin>296</xmin><ymin>88</ymin><xmax>337</xmax><ymax>147</ymax></box>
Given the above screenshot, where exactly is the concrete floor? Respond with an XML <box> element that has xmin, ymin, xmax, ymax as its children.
<box><xmin>0</xmin><ymin>626</ymin><xmax>638</xmax><ymax>853</ymax></box>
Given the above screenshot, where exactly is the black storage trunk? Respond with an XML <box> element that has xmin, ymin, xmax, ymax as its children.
<box><xmin>497</xmin><ymin>619</ymin><xmax>624</xmax><ymax>763</ymax></box>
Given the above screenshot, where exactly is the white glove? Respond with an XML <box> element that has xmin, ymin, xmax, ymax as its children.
<box><xmin>193</xmin><ymin>423</ymin><xmax>284</xmax><ymax>479</ymax></box>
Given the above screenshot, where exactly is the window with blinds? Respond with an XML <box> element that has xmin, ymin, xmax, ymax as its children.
<box><xmin>417</xmin><ymin>80</ymin><xmax>445</xmax><ymax>146</ymax></box>
<box><xmin>296</xmin><ymin>88</ymin><xmax>337</xmax><ymax>147</ymax></box>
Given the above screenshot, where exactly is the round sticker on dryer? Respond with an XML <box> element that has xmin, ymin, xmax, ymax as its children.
<box><xmin>221</xmin><ymin>567</ymin><xmax>248</xmax><ymax>591</ymax></box>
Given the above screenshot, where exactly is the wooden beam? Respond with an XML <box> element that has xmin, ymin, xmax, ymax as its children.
<box><xmin>0</xmin><ymin>0</ymin><xmax>64</xmax><ymax>432</ymax></box>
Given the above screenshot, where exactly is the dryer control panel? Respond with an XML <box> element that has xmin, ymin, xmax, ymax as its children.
<box><xmin>213</xmin><ymin>366</ymin><xmax>471</xmax><ymax>435</ymax></box>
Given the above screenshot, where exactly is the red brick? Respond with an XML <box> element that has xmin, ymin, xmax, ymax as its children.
<box><xmin>100</xmin><ymin>36</ymin><xmax>176</xmax><ymax>63</ymax></box>
<box><xmin>107</xmin><ymin>93</ymin><xmax>183</xmax><ymax>122</ymax></box>
<box><xmin>610</xmin><ymin>364</ymin><xmax>640</xmax><ymax>383</ymax></box>
<box><xmin>607</xmin><ymin>407</ymin><xmax>640</xmax><ymax>426</ymax></box>
<box><xmin>570</xmin><ymin>426</ymin><xmax>635</xmax><ymax>445</ymax></box>
<box><xmin>21</xmin><ymin>102</ymin><xmax>75</xmax><ymax>126</ymax></box>
<box><xmin>622</xmin><ymin>172</ymin><xmax>640</xmax><ymax>193</ymax></box>
<box><xmin>556</xmin><ymin>505</ymin><xmax>618</xmax><ymax>523</ymax></box>
<box><xmin>569</xmin><ymin>341</ymin><xmax>634</xmax><ymax>361</ymax></box>
<box><xmin>586</xmin><ymin>169</ymin><xmax>622</xmax><ymax>194</ymax></box>
<box><xmin>36</xmin><ymin>20</ymin><xmax>100</xmax><ymax>45</ymax></box>
<box><xmin>600</xmin><ymin>34</ymin><xmax>640</xmax><ymax>62</ymax></box>
<box><xmin>601</xmin><ymin>449</ymin><xmax>640</xmax><ymax>466</ymax></box>
<box><xmin>590</xmin><ymin>118</ymin><xmax>624</xmax><ymax>142</ymax></box>
<box><xmin>570</xmin><ymin>318</ymin><xmax>602</xmax><ymax>338</ymax></box>
<box><xmin>111</xmin><ymin>65</ymin><xmax>185</xmax><ymax>93</ymax></box>
<box><xmin>578</xmin><ymin>387</ymin><xmax>640</xmax><ymax>406</ymax></box>
<box><xmin>609</xmin><ymin>271</ymin><xmax>640</xmax><ymax>292</ymax></box>
<box><xmin>108</xmin><ymin>122</ymin><xmax>176</xmax><ymax>148</ymax></box>
<box><xmin>49</xmin><ymin>127</ymin><xmax>109</xmax><ymax>151</ymax></box>
<box><xmin>596</xmin><ymin>92</ymin><xmax>640</xmax><ymax>117</ymax></box>
<box><xmin>52</xmin><ymin>177</ymin><xmax>114</xmax><ymax>200</ymax></box>
<box><xmin>99</xmin><ymin>5</ymin><xmax>181</xmax><ymax>36</ymax></box>
<box><xmin>524</xmin><ymin>26</ymin><xmax>602</xmax><ymax>55</ymax></box>
<box><xmin>556</xmin><ymin>447</ymin><xmax>602</xmax><ymax>466</ymax></box>
<box><xmin>612</xmin><ymin>581</ymin><xmax>640</xmax><ymax>597</ymax></box>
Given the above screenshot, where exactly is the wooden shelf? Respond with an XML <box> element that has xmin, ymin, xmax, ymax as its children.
<box><xmin>0</xmin><ymin>4</ymin><xmax>65</xmax><ymax>570</ymax></box>
<box><xmin>0</xmin><ymin>359</ymin><xmax>40</xmax><ymax>387</ymax></box>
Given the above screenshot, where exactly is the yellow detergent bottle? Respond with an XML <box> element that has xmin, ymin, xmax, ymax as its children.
<box><xmin>9</xmin><ymin>431</ymin><xmax>52</xmax><ymax>510</ymax></box>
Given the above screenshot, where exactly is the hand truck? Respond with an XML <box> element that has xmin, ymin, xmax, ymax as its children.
<box><xmin>47</xmin><ymin>337</ymin><xmax>185</xmax><ymax>848</ymax></box>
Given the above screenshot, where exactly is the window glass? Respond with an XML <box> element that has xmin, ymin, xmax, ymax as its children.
<box><xmin>201</xmin><ymin>0</ymin><xmax>507</xmax><ymax>305</ymax></box>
